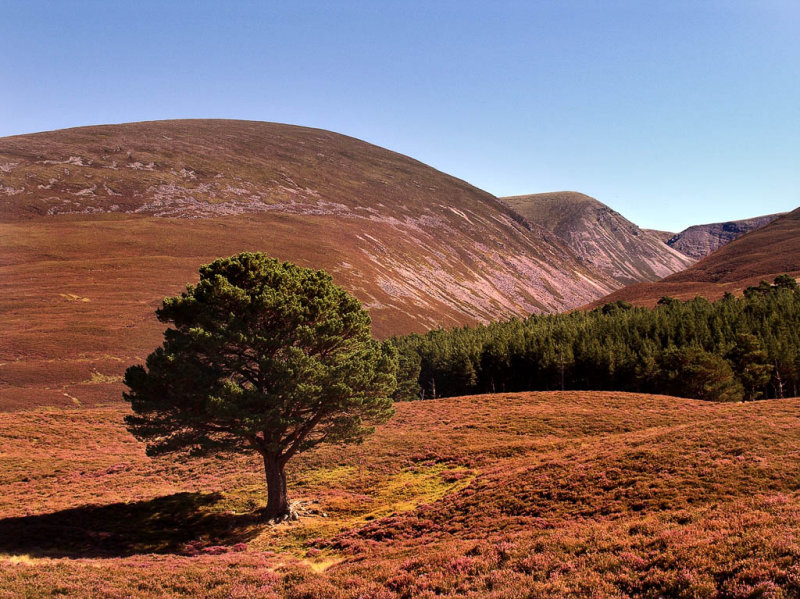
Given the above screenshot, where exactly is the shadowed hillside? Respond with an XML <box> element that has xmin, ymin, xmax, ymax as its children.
<box><xmin>502</xmin><ymin>191</ymin><xmax>694</xmax><ymax>286</ymax></box>
<box><xmin>593</xmin><ymin>207</ymin><xmax>800</xmax><ymax>307</ymax></box>
<box><xmin>668</xmin><ymin>213</ymin><xmax>784</xmax><ymax>258</ymax></box>
<box><xmin>2</xmin><ymin>391</ymin><xmax>800</xmax><ymax>597</ymax></box>
<box><xmin>0</xmin><ymin>120</ymin><xmax>616</xmax><ymax>409</ymax></box>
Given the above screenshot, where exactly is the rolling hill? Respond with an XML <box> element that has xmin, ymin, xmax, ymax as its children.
<box><xmin>0</xmin><ymin>119</ymin><xmax>618</xmax><ymax>409</ymax></box>
<box><xmin>501</xmin><ymin>191</ymin><xmax>695</xmax><ymax>286</ymax></box>
<box><xmin>593</xmin><ymin>207</ymin><xmax>800</xmax><ymax>307</ymax></box>
<box><xmin>667</xmin><ymin>213</ymin><xmax>784</xmax><ymax>258</ymax></box>
<box><xmin>2</xmin><ymin>391</ymin><xmax>800</xmax><ymax>597</ymax></box>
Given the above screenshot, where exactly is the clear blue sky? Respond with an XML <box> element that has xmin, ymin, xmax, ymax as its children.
<box><xmin>2</xmin><ymin>0</ymin><xmax>798</xmax><ymax>231</ymax></box>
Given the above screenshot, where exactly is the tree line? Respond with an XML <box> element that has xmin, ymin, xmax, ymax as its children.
<box><xmin>390</xmin><ymin>275</ymin><xmax>800</xmax><ymax>403</ymax></box>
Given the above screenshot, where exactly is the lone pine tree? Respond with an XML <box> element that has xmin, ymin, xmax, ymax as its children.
<box><xmin>124</xmin><ymin>252</ymin><xmax>397</xmax><ymax>519</ymax></box>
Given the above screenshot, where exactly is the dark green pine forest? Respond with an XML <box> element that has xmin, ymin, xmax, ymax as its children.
<box><xmin>390</xmin><ymin>276</ymin><xmax>800</xmax><ymax>403</ymax></box>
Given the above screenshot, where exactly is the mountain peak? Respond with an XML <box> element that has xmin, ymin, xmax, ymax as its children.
<box><xmin>501</xmin><ymin>191</ymin><xmax>694</xmax><ymax>286</ymax></box>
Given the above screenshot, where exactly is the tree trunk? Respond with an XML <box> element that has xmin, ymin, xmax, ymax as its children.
<box><xmin>263</xmin><ymin>453</ymin><xmax>289</xmax><ymax>519</ymax></box>
<box><xmin>774</xmin><ymin>363</ymin><xmax>784</xmax><ymax>399</ymax></box>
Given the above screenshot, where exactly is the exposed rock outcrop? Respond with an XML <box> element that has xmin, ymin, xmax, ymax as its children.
<box><xmin>667</xmin><ymin>214</ymin><xmax>784</xmax><ymax>259</ymax></box>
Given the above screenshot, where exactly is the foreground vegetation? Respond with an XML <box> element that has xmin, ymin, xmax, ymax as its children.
<box><xmin>392</xmin><ymin>276</ymin><xmax>800</xmax><ymax>402</ymax></box>
<box><xmin>3</xmin><ymin>391</ymin><xmax>800</xmax><ymax>597</ymax></box>
<box><xmin>125</xmin><ymin>253</ymin><xmax>397</xmax><ymax>520</ymax></box>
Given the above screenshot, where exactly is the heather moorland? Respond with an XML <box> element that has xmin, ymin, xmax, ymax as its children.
<box><xmin>4</xmin><ymin>1</ymin><xmax>800</xmax><ymax>596</ymax></box>
<box><xmin>2</xmin><ymin>391</ymin><xmax>800</xmax><ymax>598</ymax></box>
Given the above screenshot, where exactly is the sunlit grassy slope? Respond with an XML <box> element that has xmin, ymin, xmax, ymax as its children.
<box><xmin>0</xmin><ymin>120</ymin><xmax>616</xmax><ymax>410</ymax></box>
<box><xmin>593</xmin><ymin>207</ymin><xmax>800</xmax><ymax>308</ymax></box>
<box><xmin>2</xmin><ymin>391</ymin><xmax>800</xmax><ymax>598</ymax></box>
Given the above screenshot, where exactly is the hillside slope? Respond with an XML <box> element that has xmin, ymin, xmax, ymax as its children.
<box><xmin>667</xmin><ymin>212</ymin><xmax>784</xmax><ymax>258</ymax></box>
<box><xmin>593</xmin><ymin>207</ymin><xmax>800</xmax><ymax>306</ymax></box>
<box><xmin>643</xmin><ymin>228</ymin><xmax>675</xmax><ymax>242</ymax></box>
<box><xmin>0</xmin><ymin>120</ymin><xmax>615</xmax><ymax>409</ymax></box>
<box><xmin>2</xmin><ymin>391</ymin><xmax>800</xmax><ymax>597</ymax></box>
<box><xmin>502</xmin><ymin>191</ymin><xmax>694</xmax><ymax>286</ymax></box>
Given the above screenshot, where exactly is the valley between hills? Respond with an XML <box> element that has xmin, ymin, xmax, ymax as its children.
<box><xmin>2</xmin><ymin>119</ymin><xmax>799</xmax><ymax>598</ymax></box>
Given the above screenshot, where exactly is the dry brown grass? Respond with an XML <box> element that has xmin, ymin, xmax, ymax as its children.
<box><xmin>2</xmin><ymin>391</ymin><xmax>800</xmax><ymax>597</ymax></box>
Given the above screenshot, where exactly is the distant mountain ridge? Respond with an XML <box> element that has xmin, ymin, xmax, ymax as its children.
<box><xmin>591</xmin><ymin>207</ymin><xmax>800</xmax><ymax>307</ymax></box>
<box><xmin>644</xmin><ymin>229</ymin><xmax>676</xmax><ymax>243</ymax></box>
<box><xmin>667</xmin><ymin>213</ymin><xmax>784</xmax><ymax>258</ymax></box>
<box><xmin>501</xmin><ymin>191</ymin><xmax>695</xmax><ymax>286</ymax></box>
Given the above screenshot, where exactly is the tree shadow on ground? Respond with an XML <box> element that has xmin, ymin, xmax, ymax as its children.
<box><xmin>0</xmin><ymin>492</ymin><xmax>265</xmax><ymax>558</ymax></box>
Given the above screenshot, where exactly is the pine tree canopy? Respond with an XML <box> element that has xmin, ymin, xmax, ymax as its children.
<box><xmin>123</xmin><ymin>252</ymin><xmax>397</xmax><ymax>518</ymax></box>
<box><xmin>389</xmin><ymin>275</ymin><xmax>800</xmax><ymax>403</ymax></box>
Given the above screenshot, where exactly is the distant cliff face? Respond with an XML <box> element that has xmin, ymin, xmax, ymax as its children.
<box><xmin>501</xmin><ymin>191</ymin><xmax>694</xmax><ymax>287</ymax></box>
<box><xmin>667</xmin><ymin>214</ymin><xmax>784</xmax><ymax>259</ymax></box>
<box><xmin>590</xmin><ymin>208</ymin><xmax>800</xmax><ymax>308</ymax></box>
